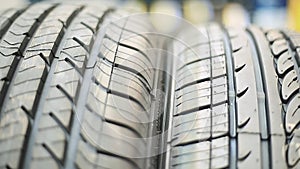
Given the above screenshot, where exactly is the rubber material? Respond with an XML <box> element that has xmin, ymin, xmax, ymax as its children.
<box><xmin>0</xmin><ymin>2</ymin><xmax>299</xmax><ymax>169</ymax></box>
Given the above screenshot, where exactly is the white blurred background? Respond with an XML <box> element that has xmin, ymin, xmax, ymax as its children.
<box><xmin>1</xmin><ymin>0</ymin><xmax>299</xmax><ymax>31</ymax></box>
<box><xmin>0</xmin><ymin>0</ymin><xmax>27</xmax><ymax>10</ymax></box>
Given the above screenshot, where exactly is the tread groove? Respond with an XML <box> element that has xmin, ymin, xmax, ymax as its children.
<box><xmin>98</xmin><ymin>53</ymin><xmax>152</xmax><ymax>92</ymax></box>
<box><xmin>42</xmin><ymin>143</ymin><xmax>63</xmax><ymax>167</ymax></box>
<box><xmin>72</xmin><ymin>36</ymin><xmax>89</xmax><ymax>52</ymax></box>
<box><xmin>222</xmin><ymin>26</ymin><xmax>237</xmax><ymax>169</ymax></box>
<box><xmin>56</xmin><ymin>84</ymin><xmax>74</xmax><ymax>103</ymax></box>
<box><xmin>176</xmin><ymin>74</ymin><xmax>225</xmax><ymax>91</ymax></box>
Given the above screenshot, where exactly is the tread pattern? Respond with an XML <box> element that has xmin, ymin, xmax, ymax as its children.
<box><xmin>0</xmin><ymin>8</ymin><xmax>25</xmax><ymax>39</ymax></box>
<box><xmin>0</xmin><ymin>2</ymin><xmax>299</xmax><ymax>169</ymax></box>
<box><xmin>76</xmin><ymin>12</ymin><xmax>156</xmax><ymax>169</ymax></box>
<box><xmin>0</xmin><ymin>3</ymin><xmax>59</xmax><ymax>168</ymax></box>
<box><xmin>26</xmin><ymin>4</ymin><xmax>86</xmax><ymax>169</ymax></box>
<box><xmin>0</xmin><ymin>3</ymin><xmax>156</xmax><ymax>169</ymax></box>
<box><xmin>266</xmin><ymin>30</ymin><xmax>300</xmax><ymax>168</ymax></box>
<box><xmin>28</xmin><ymin>5</ymin><xmax>118</xmax><ymax>169</ymax></box>
<box><xmin>170</xmin><ymin>24</ymin><xmax>229</xmax><ymax>169</ymax></box>
<box><xmin>169</xmin><ymin>25</ymin><xmax>300</xmax><ymax>169</ymax></box>
<box><xmin>228</xmin><ymin>28</ymin><xmax>262</xmax><ymax>169</ymax></box>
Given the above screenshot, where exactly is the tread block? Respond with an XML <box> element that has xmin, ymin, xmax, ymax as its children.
<box><xmin>237</xmin><ymin>133</ymin><xmax>261</xmax><ymax>169</ymax></box>
<box><xmin>171</xmin><ymin>137</ymin><xmax>228</xmax><ymax>169</ymax></box>
<box><xmin>266</xmin><ymin>30</ymin><xmax>284</xmax><ymax>43</ymax></box>
<box><xmin>172</xmin><ymin>141</ymin><xmax>210</xmax><ymax>167</ymax></box>
<box><xmin>281</xmin><ymin>70</ymin><xmax>298</xmax><ymax>102</ymax></box>
<box><xmin>80</xmin><ymin>110</ymin><xmax>145</xmax><ymax>168</ymax></box>
<box><xmin>271</xmin><ymin>39</ymin><xmax>289</xmax><ymax>56</ymax></box>
<box><xmin>285</xmin><ymin>94</ymin><xmax>300</xmax><ymax>134</ymax></box>
<box><xmin>277</xmin><ymin>51</ymin><xmax>294</xmax><ymax>76</ymax></box>
<box><xmin>287</xmin><ymin>131</ymin><xmax>300</xmax><ymax>168</ymax></box>
<box><xmin>75</xmin><ymin>140</ymin><xmax>136</xmax><ymax>169</ymax></box>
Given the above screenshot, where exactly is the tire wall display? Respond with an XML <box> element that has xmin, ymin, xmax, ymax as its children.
<box><xmin>0</xmin><ymin>2</ymin><xmax>299</xmax><ymax>169</ymax></box>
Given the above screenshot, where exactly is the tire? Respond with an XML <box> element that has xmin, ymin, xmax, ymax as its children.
<box><xmin>0</xmin><ymin>2</ymin><xmax>299</xmax><ymax>169</ymax></box>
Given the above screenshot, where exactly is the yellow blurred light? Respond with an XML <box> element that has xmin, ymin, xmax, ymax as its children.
<box><xmin>288</xmin><ymin>0</ymin><xmax>300</xmax><ymax>31</ymax></box>
<box><xmin>183</xmin><ymin>0</ymin><xmax>213</xmax><ymax>24</ymax></box>
<box><xmin>122</xmin><ymin>0</ymin><xmax>147</xmax><ymax>12</ymax></box>
<box><xmin>149</xmin><ymin>1</ymin><xmax>181</xmax><ymax>33</ymax></box>
<box><xmin>222</xmin><ymin>3</ymin><xmax>249</xmax><ymax>28</ymax></box>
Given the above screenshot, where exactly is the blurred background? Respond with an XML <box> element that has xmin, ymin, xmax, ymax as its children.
<box><xmin>1</xmin><ymin>0</ymin><xmax>299</xmax><ymax>31</ymax></box>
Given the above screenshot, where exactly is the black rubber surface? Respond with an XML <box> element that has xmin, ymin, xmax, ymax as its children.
<box><xmin>0</xmin><ymin>2</ymin><xmax>299</xmax><ymax>169</ymax></box>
